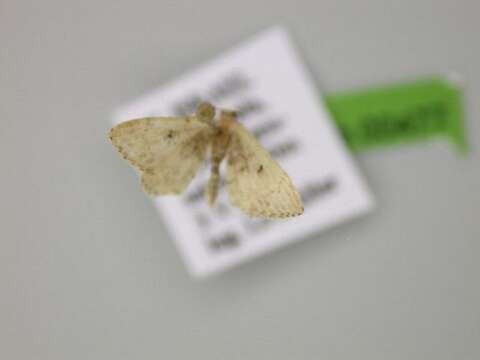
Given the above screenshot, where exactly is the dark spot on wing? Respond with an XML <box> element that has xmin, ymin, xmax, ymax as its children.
<box><xmin>257</xmin><ymin>165</ymin><xmax>263</xmax><ymax>174</ymax></box>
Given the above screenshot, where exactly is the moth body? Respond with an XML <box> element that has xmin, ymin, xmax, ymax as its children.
<box><xmin>206</xmin><ymin>111</ymin><xmax>235</xmax><ymax>206</ymax></box>
<box><xmin>109</xmin><ymin>102</ymin><xmax>304</xmax><ymax>219</ymax></box>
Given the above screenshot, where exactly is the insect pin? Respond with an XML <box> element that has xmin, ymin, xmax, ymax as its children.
<box><xmin>109</xmin><ymin>102</ymin><xmax>304</xmax><ymax>219</ymax></box>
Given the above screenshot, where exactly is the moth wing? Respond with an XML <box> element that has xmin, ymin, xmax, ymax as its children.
<box><xmin>109</xmin><ymin>116</ymin><xmax>212</xmax><ymax>195</ymax></box>
<box><xmin>226</xmin><ymin>121</ymin><xmax>304</xmax><ymax>218</ymax></box>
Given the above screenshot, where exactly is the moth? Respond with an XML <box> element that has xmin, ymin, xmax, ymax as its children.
<box><xmin>109</xmin><ymin>102</ymin><xmax>304</xmax><ymax>218</ymax></box>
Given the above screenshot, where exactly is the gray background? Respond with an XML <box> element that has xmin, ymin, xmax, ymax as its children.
<box><xmin>1</xmin><ymin>1</ymin><xmax>479</xmax><ymax>359</ymax></box>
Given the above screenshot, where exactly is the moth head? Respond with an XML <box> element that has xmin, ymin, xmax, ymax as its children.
<box><xmin>195</xmin><ymin>102</ymin><xmax>215</xmax><ymax>124</ymax></box>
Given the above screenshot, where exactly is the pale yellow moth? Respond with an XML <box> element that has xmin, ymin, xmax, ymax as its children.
<box><xmin>109</xmin><ymin>102</ymin><xmax>304</xmax><ymax>219</ymax></box>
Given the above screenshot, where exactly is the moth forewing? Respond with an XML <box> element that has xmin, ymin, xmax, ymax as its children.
<box><xmin>225</xmin><ymin>121</ymin><xmax>304</xmax><ymax>219</ymax></box>
<box><xmin>109</xmin><ymin>115</ymin><xmax>213</xmax><ymax>196</ymax></box>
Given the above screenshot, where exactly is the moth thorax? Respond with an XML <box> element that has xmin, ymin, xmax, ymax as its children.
<box><xmin>220</xmin><ymin>110</ymin><xmax>237</xmax><ymax>121</ymax></box>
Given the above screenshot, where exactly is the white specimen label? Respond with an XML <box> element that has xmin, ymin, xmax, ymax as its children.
<box><xmin>113</xmin><ymin>27</ymin><xmax>374</xmax><ymax>277</ymax></box>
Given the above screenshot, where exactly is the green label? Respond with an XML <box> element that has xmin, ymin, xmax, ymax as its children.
<box><xmin>325</xmin><ymin>76</ymin><xmax>467</xmax><ymax>153</ymax></box>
